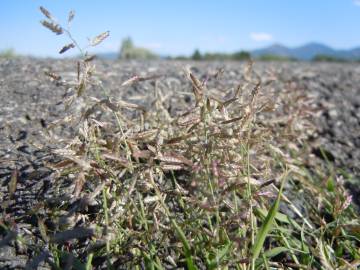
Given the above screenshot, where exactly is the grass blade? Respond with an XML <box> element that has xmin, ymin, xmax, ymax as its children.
<box><xmin>251</xmin><ymin>175</ymin><xmax>287</xmax><ymax>261</ymax></box>
<box><xmin>8</xmin><ymin>168</ymin><xmax>18</xmax><ymax>198</ymax></box>
<box><xmin>170</xmin><ymin>219</ymin><xmax>198</xmax><ymax>270</ymax></box>
<box><xmin>208</xmin><ymin>243</ymin><xmax>232</xmax><ymax>269</ymax></box>
<box><xmin>85</xmin><ymin>253</ymin><xmax>93</xmax><ymax>270</ymax></box>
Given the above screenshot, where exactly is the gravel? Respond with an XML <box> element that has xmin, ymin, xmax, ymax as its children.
<box><xmin>0</xmin><ymin>58</ymin><xmax>359</xmax><ymax>268</ymax></box>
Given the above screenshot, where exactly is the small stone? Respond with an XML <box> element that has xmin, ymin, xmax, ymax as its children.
<box><xmin>328</xmin><ymin>109</ymin><xmax>338</xmax><ymax>118</ymax></box>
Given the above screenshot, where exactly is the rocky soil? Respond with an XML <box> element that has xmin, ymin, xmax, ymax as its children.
<box><xmin>0</xmin><ymin>58</ymin><xmax>359</xmax><ymax>269</ymax></box>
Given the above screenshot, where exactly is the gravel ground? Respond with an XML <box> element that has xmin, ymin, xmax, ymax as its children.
<box><xmin>0</xmin><ymin>58</ymin><xmax>359</xmax><ymax>268</ymax></box>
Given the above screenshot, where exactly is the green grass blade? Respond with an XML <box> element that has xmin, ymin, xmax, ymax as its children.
<box><xmin>251</xmin><ymin>176</ymin><xmax>286</xmax><ymax>261</ymax></box>
<box><xmin>170</xmin><ymin>219</ymin><xmax>198</xmax><ymax>270</ymax></box>
<box><xmin>208</xmin><ymin>242</ymin><xmax>232</xmax><ymax>269</ymax></box>
<box><xmin>263</xmin><ymin>246</ymin><xmax>290</xmax><ymax>258</ymax></box>
<box><xmin>85</xmin><ymin>253</ymin><xmax>93</xmax><ymax>270</ymax></box>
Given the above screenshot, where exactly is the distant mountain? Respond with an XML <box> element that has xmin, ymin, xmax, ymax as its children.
<box><xmin>340</xmin><ymin>47</ymin><xmax>360</xmax><ymax>59</ymax></box>
<box><xmin>252</xmin><ymin>42</ymin><xmax>360</xmax><ymax>60</ymax></box>
<box><xmin>94</xmin><ymin>43</ymin><xmax>360</xmax><ymax>61</ymax></box>
<box><xmin>251</xmin><ymin>43</ymin><xmax>291</xmax><ymax>58</ymax></box>
<box><xmin>292</xmin><ymin>42</ymin><xmax>335</xmax><ymax>60</ymax></box>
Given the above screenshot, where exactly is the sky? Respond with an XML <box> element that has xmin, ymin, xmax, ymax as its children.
<box><xmin>1</xmin><ymin>0</ymin><xmax>360</xmax><ymax>57</ymax></box>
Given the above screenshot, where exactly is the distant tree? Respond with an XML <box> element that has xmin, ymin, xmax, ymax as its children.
<box><xmin>312</xmin><ymin>54</ymin><xmax>346</xmax><ymax>62</ymax></box>
<box><xmin>192</xmin><ymin>49</ymin><xmax>202</xmax><ymax>60</ymax></box>
<box><xmin>200</xmin><ymin>51</ymin><xmax>251</xmax><ymax>61</ymax></box>
<box><xmin>120</xmin><ymin>37</ymin><xmax>134</xmax><ymax>57</ymax></box>
<box><xmin>119</xmin><ymin>37</ymin><xmax>158</xmax><ymax>60</ymax></box>
<box><xmin>174</xmin><ymin>55</ymin><xmax>188</xmax><ymax>60</ymax></box>
<box><xmin>203</xmin><ymin>53</ymin><xmax>229</xmax><ymax>60</ymax></box>
<box><xmin>232</xmin><ymin>51</ymin><xmax>251</xmax><ymax>61</ymax></box>
<box><xmin>0</xmin><ymin>48</ymin><xmax>17</xmax><ymax>59</ymax></box>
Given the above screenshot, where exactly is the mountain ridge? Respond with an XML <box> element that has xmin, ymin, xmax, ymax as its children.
<box><xmin>252</xmin><ymin>42</ymin><xmax>360</xmax><ymax>60</ymax></box>
<box><xmin>95</xmin><ymin>42</ymin><xmax>360</xmax><ymax>60</ymax></box>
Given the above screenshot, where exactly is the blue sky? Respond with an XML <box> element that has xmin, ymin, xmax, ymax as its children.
<box><xmin>1</xmin><ymin>0</ymin><xmax>360</xmax><ymax>57</ymax></box>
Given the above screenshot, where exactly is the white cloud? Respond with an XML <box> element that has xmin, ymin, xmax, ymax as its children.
<box><xmin>354</xmin><ymin>0</ymin><xmax>360</xmax><ymax>6</ymax></box>
<box><xmin>250</xmin><ymin>32</ymin><xmax>273</xmax><ymax>42</ymax></box>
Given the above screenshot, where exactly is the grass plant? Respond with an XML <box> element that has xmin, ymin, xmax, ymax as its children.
<box><xmin>2</xmin><ymin>6</ymin><xmax>358</xmax><ymax>270</ymax></box>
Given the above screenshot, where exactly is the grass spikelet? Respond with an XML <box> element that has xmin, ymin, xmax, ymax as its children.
<box><xmin>44</xmin><ymin>71</ymin><xmax>61</xmax><ymax>81</ymax></box>
<box><xmin>73</xmin><ymin>171</ymin><xmax>85</xmax><ymax>198</ymax></box>
<box><xmin>188</xmin><ymin>72</ymin><xmax>204</xmax><ymax>105</ymax></box>
<box><xmin>59</xmin><ymin>43</ymin><xmax>75</xmax><ymax>54</ymax></box>
<box><xmin>121</xmin><ymin>75</ymin><xmax>162</xmax><ymax>86</ymax></box>
<box><xmin>221</xmin><ymin>116</ymin><xmax>243</xmax><ymax>124</ymax></box>
<box><xmin>177</xmin><ymin>113</ymin><xmax>201</xmax><ymax>126</ymax></box>
<box><xmin>121</xmin><ymin>75</ymin><xmax>140</xmax><ymax>86</ymax></box>
<box><xmin>160</xmin><ymin>164</ymin><xmax>184</xmax><ymax>171</ymax></box>
<box><xmin>40</xmin><ymin>20</ymin><xmax>63</xmax><ymax>35</ymax></box>
<box><xmin>156</xmin><ymin>153</ymin><xmax>192</xmax><ymax>166</ymax></box>
<box><xmin>109</xmin><ymin>99</ymin><xmax>146</xmax><ymax>112</ymax></box>
<box><xmin>39</xmin><ymin>6</ymin><xmax>53</xmax><ymax>20</ymax></box>
<box><xmin>68</xmin><ymin>10</ymin><xmax>75</xmax><ymax>23</ymax></box>
<box><xmin>131</xmin><ymin>129</ymin><xmax>158</xmax><ymax>140</ymax></box>
<box><xmin>90</xmin><ymin>30</ymin><xmax>110</xmax><ymax>46</ymax></box>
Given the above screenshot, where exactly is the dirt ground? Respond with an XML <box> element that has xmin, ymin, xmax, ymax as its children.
<box><xmin>0</xmin><ymin>58</ymin><xmax>359</xmax><ymax>268</ymax></box>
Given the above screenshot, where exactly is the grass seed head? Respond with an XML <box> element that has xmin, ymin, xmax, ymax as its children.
<box><xmin>68</xmin><ymin>10</ymin><xmax>75</xmax><ymax>23</ymax></box>
<box><xmin>90</xmin><ymin>30</ymin><xmax>110</xmax><ymax>46</ymax></box>
<box><xmin>40</xmin><ymin>20</ymin><xmax>63</xmax><ymax>35</ymax></box>
<box><xmin>39</xmin><ymin>6</ymin><xmax>54</xmax><ymax>20</ymax></box>
<box><xmin>59</xmin><ymin>43</ymin><xmax>75</xmax><ymax>54</ymax></box>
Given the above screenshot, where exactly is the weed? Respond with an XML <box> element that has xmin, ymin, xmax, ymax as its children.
<box><xmin>7</xmin><ymin>6</ymin><xmax>359</xmax><ymax>270</ymax></box>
